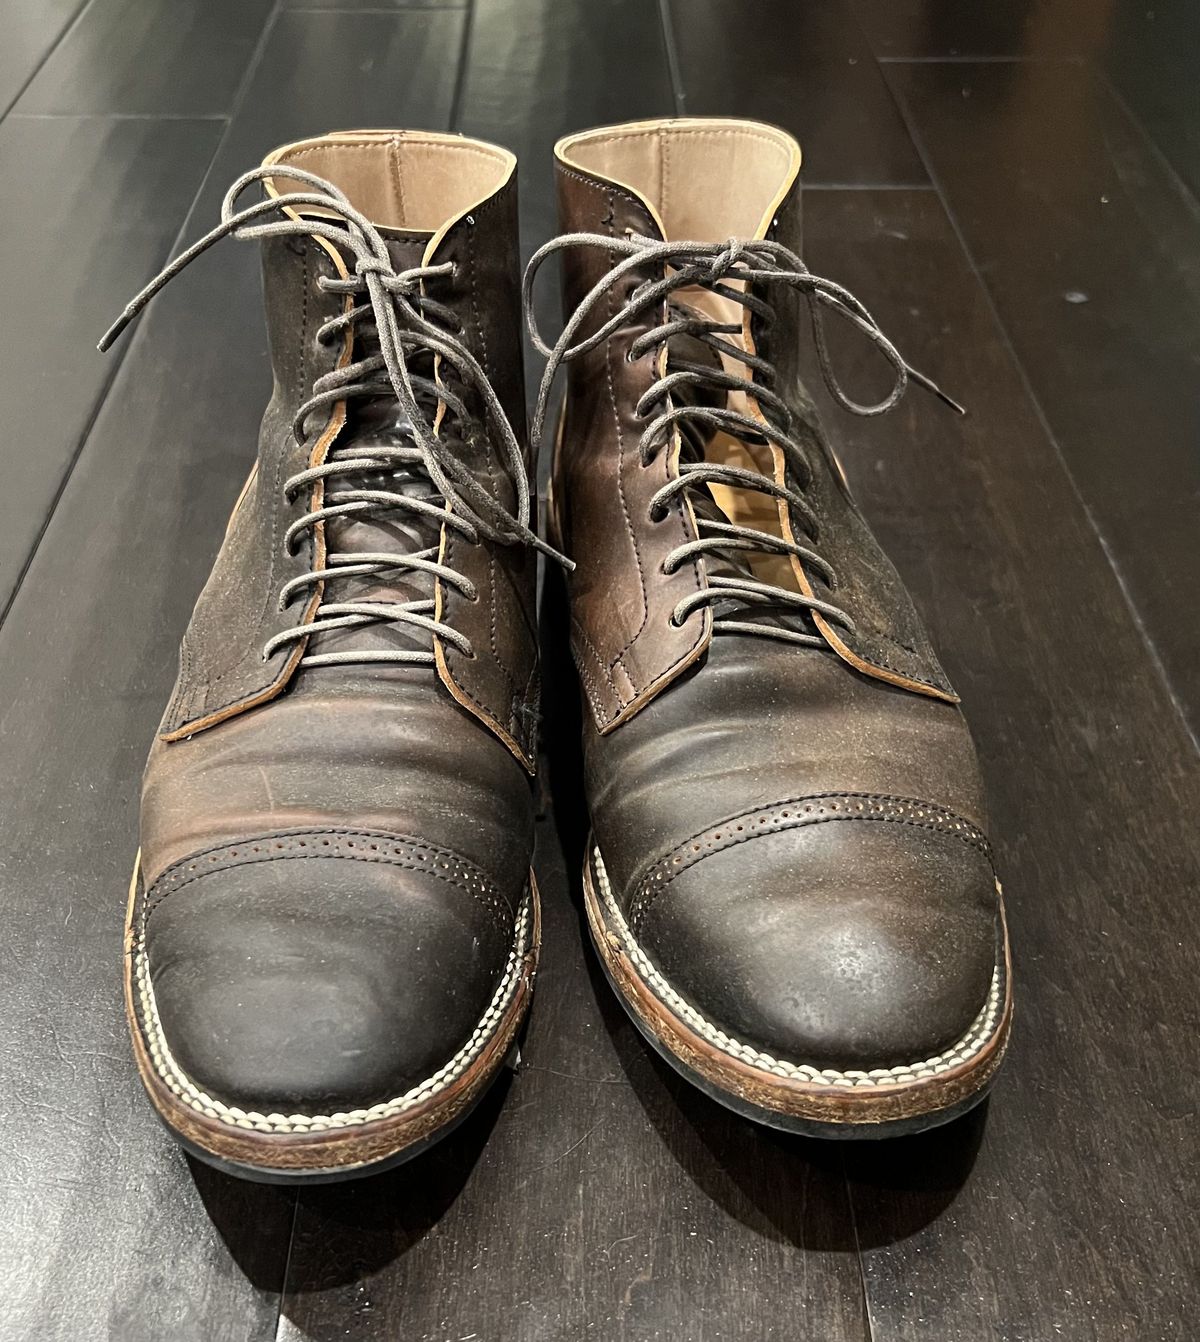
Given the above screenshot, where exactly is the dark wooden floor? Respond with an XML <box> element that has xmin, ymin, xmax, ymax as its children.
<box><xmin>0</xmin><ymin>1</ymin><xmax>1196</xmax><ymax>1338</ymax></box>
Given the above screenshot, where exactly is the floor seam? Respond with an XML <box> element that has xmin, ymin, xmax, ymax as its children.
<box><xmin>0</xmin><ymin>2</ymin><xmax>283</xmax><ymax>643</ymax></box>
<box><xmin>8</xmin><ymin>111</ymin><xmax>231</xmax><ymax>121</ymax></box>
<box><xmin>1096</xmin><ymin>65</ymin><xmax>1200</xmax><ymax>216</ymax></box>
<box><xmin>873</xmin><ymin>54</ymin><xmax>1200</xmax><ymax>761</ymax></box>
<box><xmin>447</xmin><ymin>0</ymin><xmax>476</xmax><ymax>132</ymax></box>
<box><xmin>0</xmin><ymin>0</ymin><xmax>94</xmax><ymax>121</ymax></box>
<box><xmin>272</xmin><ymin>1191</ymin><xmax>302</xmax><ymax>1342</ymax></box>
<box><xmin>842</xmin><ymin>1154</ymin><xmax>877</xmax><ymax>1342</ymax></box>
<box><xmin>656</xmin><ymin>0</ymin><xmax>687</xmax><ymax>115</ymax></box>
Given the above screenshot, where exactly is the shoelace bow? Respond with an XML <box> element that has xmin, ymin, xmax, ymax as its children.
<box><xmin>524</xmin><ymin>232</ymin><xmax>962</xmax><ymax>646</ymax></box>
<box><xmin>100</xmin><ymin>165</ymin><xmax>568</xmax><ymax>669</ymax></box>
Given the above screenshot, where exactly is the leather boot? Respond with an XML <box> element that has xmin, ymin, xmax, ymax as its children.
<box><xmin>104</xmin><ymin>131</ymin><xmax>549</xmax><ymax>1181</ymax></box>
<box><xmin>529</xmin><ymin>117</ymin><xmax>1012</xmax><ymax>1136</ymax></box>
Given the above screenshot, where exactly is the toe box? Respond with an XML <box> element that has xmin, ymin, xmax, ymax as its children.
<box><xmin>139</xmin><ymin>830</ymin><xmax>517</xmax><ymax>1114</ymax></box>
<box><xmin>634</xmin><ymin>801</ymin><xmax>999</xmax><ymax>1070</ymax></box>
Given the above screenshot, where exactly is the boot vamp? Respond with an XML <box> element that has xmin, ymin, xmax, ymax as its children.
<box><xmin>585</xmin><ymin>636</ymin><xmax>999</xmax><ymax>1069</ymax></box>
<box><xmin>142</xmin><ymin>667</ymin><xmax>532</xmax><ymax>895</ymax></box>
<box><xmin>136</xmin><ymin>669</ymin><xmax>533</xmax><ymax>1113</ymax></box>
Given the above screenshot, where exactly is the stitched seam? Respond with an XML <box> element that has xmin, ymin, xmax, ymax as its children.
<box><xmin>557</xmin><ymin>168</ymin><xmax>707</xmax><ymax>711</ymax></box>
<box><xmin>555</xmin><ymin>164</ymin><xmax>707</xmax><ymax>720</ymax></box>
<box><xmin>632</xmin><ymin>814</ymin><xmax>990</xmax><ymax>932</ymax></box>
<box><xmin>143</xmin><ymin>829</ymin><xmax>509</xmax><ymax>923</ymax></box>
<box><xmin>629</xmin><ymin>794</ymin><xmax>992</xmax><ymax>931</ymax></box>
<box><xmin>466</xmin><ymin>224</ymin><xmax>517</xmax><ymax>712</ymax></box>
<box><xmin>133</xmin><ymin>887</ymin><xmax>532</xmax><ymax>1134</ymax></box>
<box><xmin>569</xmin><ymin>613</ymin><xmax>611</xmax><ymax>721</ymax></box>
<box><xmin>172</xmin><ymin>242</ymin><xmax>323</xmax><ymax>728</ymax></box>
<box><xmin>603</xmin><ymin>197</ymin><xmax>651</xmax><ymax>682</ymax></box>
<box><xmin>147</xmin><ymin>832</ymin><xmax>501</xmax><ymax>899</ymax></box>
<box><xmin>641</xmin><ymin>791</ymin><xmax>987</xmax><ymax>883</ymax></box>
<box><xmin>595</xmin><ymin>847</ymin><xmax>1002</xmax><ymax>1087</ymax></box>
<box><xmin>388</xmin><ymin>137</ymin><xmax>406</xmax><ymax>223</ymax></box>
<box><xmin>659</xmin><ymin>126</ymin><xmax>669</xmax><ymax>229</ymax></box>
<box><xmin>145</xmin><ymin>851</ymin><xmax>510</xmax><ymax>934</ymax></box>
<box><xmin>851</xmin><ymin>639</ymin><xmax>945</xmax><ymax>691</ymax></box>
<box><xmin>575</xmin><ymin>126</ymin><xmax>792</xmax><ymax>168</ymax></box>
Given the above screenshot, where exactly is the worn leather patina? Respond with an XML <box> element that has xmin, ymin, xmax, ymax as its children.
<box><xmin>123</xmin><ymin>132</ymin><xmax>545</xmax><ymax>1163</ymax></box>
<box><xmin>543</xmin><ymin>118</ymin><xmax>1009</xmax><ymax>1098</ymax></box>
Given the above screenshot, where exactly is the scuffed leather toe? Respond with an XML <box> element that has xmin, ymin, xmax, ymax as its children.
<box><xmin>140</xmin><ymin>830</ymin><xmax>514</xmax><ymax>1114</ymax></box>
<box><xmin>633</xmin><ymin>805</ymin><xmax>999</xmax><ymax>1070</ymax></box>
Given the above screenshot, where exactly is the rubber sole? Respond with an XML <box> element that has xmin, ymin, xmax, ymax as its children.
<box><xmin>123</xmin><ymin>853</ymin><xmax>540</xmax><ymax>1184</ymax></box>
<box><xmin>584</xmin><ymin>841</ymin><xmax>1011</xmax><ymax>1138</ymax></box>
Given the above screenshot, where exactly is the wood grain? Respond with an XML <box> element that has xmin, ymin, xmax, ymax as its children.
<box><xmin>0</xmin><ymin>114</ymin><xmax>223</xmax><ymax>618</ymax></box>
<box><xmin>801</xmin><ymin>186</ymin><xmax>1198</xmax><ymax>1342</ymax></box>
<box><xmin>15</xmin><ymin>0</ymin><xmax>275</xmax><ymax>115</ymax></box>
<box><xmin>884</xmin><ymin>58</ymin><xmax>1200</xmax><ymax>741</ymax></box>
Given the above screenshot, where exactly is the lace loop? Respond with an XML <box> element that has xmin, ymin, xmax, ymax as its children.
<box><xmin>101</xmin><ymin>165</ymin><xmax>569</xmax><ymax>671</ymax></box>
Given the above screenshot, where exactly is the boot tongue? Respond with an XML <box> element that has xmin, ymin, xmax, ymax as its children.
<box><xmin>305</xmin><ymin>229</ymin><xmax>446</xmax><ymax>664</ymax></box>
<box><xmin>663</xmin><ymin>310</ymin><xmax>754</xmax><ymax>587</ymax></box>
<box><xmin>665</xmin><ymin>302</ymin><xmax>820</xmax><ymax>642</ymax></box>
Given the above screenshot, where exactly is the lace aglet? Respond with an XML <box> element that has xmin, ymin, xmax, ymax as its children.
<box><xmin>910</xmin><ymin>367</ymin><xmax>967</xmax><ymax>417</ymax></box>
<box><xmin>97</xmin><ymin>306</ymin><xmax>137</xmax><ymax>353</ymax></box>
<box><xmin>533</xmin><ymin>534</ymin><xmax>575</xmax><ymax>572</ymax></box>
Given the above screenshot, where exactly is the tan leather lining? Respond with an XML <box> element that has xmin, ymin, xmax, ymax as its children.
<box><xmin>263</xmin><ymin>130</ymin><xmax>515</xmax><ymax>237</ymax></box>
<box><xmin>557</xmin><ymin>117</ymin><xmax>799</xmax><ymax>244</ymax></box>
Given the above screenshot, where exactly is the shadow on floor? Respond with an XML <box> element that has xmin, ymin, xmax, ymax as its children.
<box><xmin>192</xmin><ymin>1067</ymin><xmax>512</xmax><ymax>1294</ymax></box>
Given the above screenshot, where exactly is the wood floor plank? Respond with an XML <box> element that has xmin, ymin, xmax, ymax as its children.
<box><xmin>0</xmin><ymin>9</ymin><xmax>466</xmax><ymax>1341</ymax></box>
<box><xmin>15</xmin><ymin>0</ymin><xmax>275</xmax><ymax>115</ymax></box>
<box><xmin>1100</xmin><ymin>5</ymin><xmax>1200</xmax><ymax>203</ymax></box>
<box><xmin>455</xmin><ymin>0</ymin><xmax>677</xmax><ymax>412</ymax></box>
<box><xmin>0</xmin><ymin>114</ymin><xmax>224</xmax><ymax>619</ymax></box>
<box><xmin>0</xmin><ymin>0</ymin><xmax>82</xmax><ymax>116</ymax></box>
<box><xmin>850</xmin><ymin>2</ymin><xmax>1200</xmax><ymax>204</ymax></box>
<box><xmin>796</xmin><ymin>187</ymin><xmax>1198</xmax><ymax>1341</ymax></box>
<box><xmin>882</xmin><ymin>58</ymin><xmax>1200</xmax><ymax>742</ymax></box>
<box><xmin>665</xmin><ymin>0</ymin><xmax>927</xmax><ymax>185</ymax></box>
<box><xmin>848</xmin><ymin>0</ymin><xmax>1109</xmax><ymax>59</ymax></box>
<box><xmin>281</xmin><ymin>0</ymin><xmax>466</xmax><ymax>8</ymax></box>
<box><xmin>173</xmin><ymin>7</ymin><xmax>465</xmax><ymax>196</ymax></box>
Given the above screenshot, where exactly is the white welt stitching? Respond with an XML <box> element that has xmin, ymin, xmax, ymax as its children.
<box><xmin>594</xmin><ymin>847</ymin><xmax>1002</xmax><ymax>1088</ymax></box>
<box><xmin>134</xmin><ymin>889</ymin><xmax>531</xmax><ymax>1134</ymax></box>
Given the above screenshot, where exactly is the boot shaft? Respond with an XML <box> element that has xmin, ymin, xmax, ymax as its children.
<box><xmin>547</xmin><ymin>117</ymin><xmax>956</xmax><ymax>733</ymax></box>
<box><xmin>262</xmin><ymin>130</ymin><xmax>528</xmax><ymax>448</ymax></box>
<box><xmin>150</xmin><ymin>130</ymin><xmax>541</xmax><ymax>770</ymax></box>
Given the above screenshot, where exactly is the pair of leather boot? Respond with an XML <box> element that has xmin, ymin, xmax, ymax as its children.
<box><xmin>104</xmin><ymin>120</ymin><xmax>1011</xmax><ymax>1182</ymax></box>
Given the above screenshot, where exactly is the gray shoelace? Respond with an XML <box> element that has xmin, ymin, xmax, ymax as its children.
<box><xmin>101</xmin><ymin>165</ymin><xmax>568</xmax><ymax>669</ymax></box>
<box><xmin>524</xmin><ymin>232</ymin><xmax>962</xmax><ymax>646</ymax></box>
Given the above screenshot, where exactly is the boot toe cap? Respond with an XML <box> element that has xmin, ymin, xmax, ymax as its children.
<box><xmin>137</xmin><ymin>831</ymin><xmax>517</xmax><ymax>1115</ymax></box>
<box><xmin>633</xmin><ymin>804</ymin><xmax>999</xmax><ymax>1071</ymax></box>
